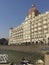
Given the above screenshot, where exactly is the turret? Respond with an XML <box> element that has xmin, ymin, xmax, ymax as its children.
<box><xmin>26</xmin><ymin>4</ymin><xmax>40</xmax><ymax>18</ymax></box>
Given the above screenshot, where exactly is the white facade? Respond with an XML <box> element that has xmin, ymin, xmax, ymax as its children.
<box><xmin>9</xmin><ymin>5</ymin><xmax>49</xmax><ymax>45</ymax></box>
<box><xmin>9</xmin><ymin>24</ymin><xmax>23</xmax><ymax>45</ymax></box>
<box><xmin>23</xmin><ymin>19</ymin><xmax>30</xmax><ymax>43</ymax></box>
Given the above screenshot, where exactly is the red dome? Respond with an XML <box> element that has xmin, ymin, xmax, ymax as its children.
<box><xmin>27</xmin><ymin>4</ymin><xmax>39</xmax><ymax>16</ymax></box>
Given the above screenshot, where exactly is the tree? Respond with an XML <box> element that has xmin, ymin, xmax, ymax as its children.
<box><xmin>0</xmin><ymin>38</ymin><xmax>8</xmax><ymax>45</ymax></box>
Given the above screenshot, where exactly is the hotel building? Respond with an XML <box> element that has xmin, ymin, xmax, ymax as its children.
<box><xmin>9</xmin><ymin>4</ymin><xmax>49</xmax><ymax>45</ymax></box>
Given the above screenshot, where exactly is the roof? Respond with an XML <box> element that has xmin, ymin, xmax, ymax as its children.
<box><xmin>9</xmin><ymin>27</ymin><xmax>13</xmax><ymax>29</ymax></box>
<box><xmin>27</xmin><ymin>4</ymin><xmax>40</xmax><ymax>16</ymax></box>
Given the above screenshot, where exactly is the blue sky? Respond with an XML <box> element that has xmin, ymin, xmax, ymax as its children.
<box><xmin>0</xmin><ymin>0</ymin><xmax>49</xmax><ymax>38</ymax></box>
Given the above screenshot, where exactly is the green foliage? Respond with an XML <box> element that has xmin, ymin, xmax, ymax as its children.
<box><xmin>0</xmin><ymin>49</ymin><xmax>44</xmax><ymax>64</ymax></box>
<box><xmin>0</xmin><ymin>38</ymin><xmax>8</xmax><ymax>45</ymax></box>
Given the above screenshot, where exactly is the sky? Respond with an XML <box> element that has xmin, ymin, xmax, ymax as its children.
<box><xmin>0</xmin><ymin>0</ymin><xmax>49</xmax><ymax>38</ymax></box>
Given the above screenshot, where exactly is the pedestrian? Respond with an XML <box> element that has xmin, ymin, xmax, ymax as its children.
<box><xmin>10</xmin><ymin>62</ymin><xmax>14</xmax><ymax>65</ymax></box>
<box><xmin>14</xmin><ymin>63</ymin><xmax>16</xmax><ymax>65</ymax></box>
